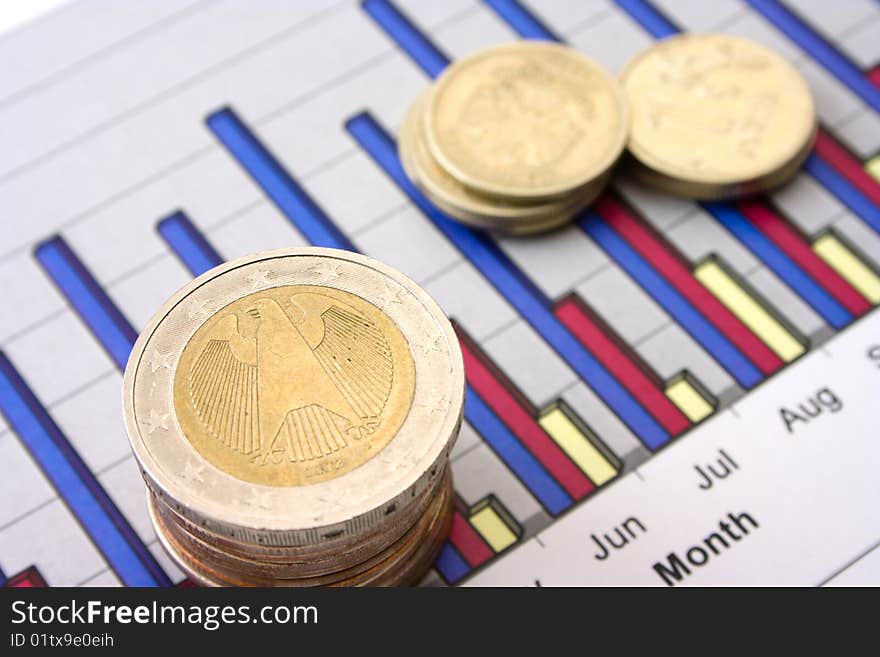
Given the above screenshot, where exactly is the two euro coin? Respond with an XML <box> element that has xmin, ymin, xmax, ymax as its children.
<box><xmin>123</xmin><ymin>248</ymin><xmax>465</xmax><ymax>586</ymax></box>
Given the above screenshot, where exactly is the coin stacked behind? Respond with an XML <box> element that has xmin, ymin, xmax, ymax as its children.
<box><xmin>123</xmin><ymin>248</ymin><xmax>465</xmax><ymax>586</ymax></box>
<box><xmin>398</xmin><ymin>41</ymin><xmax>629</xmax><ymax>235</ymax></box>
<box><xmin>620</xmin><ymin>33</ymin><xmax>817</xmax><ymax>200</ymax></box>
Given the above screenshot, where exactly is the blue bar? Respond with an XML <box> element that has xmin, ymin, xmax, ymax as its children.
<box><xmin>488</xmin><ymin>0</ymin><xmax>680</xmax><ymax>47</ymax></box>
<box><xmin>612</xmin><ymin>0</ymin><xmax>678</xmax><ymax>37</ymax></box>
<box><xmin>0</xmin><ymin>353</ymin><xmax>169</xmax><ymax>587</ymax></box>
<box><xmin>361</xmin><ymin>0</ymin><xmax>450</xmax><ymax>78</ymax></box>
<box><xmin>435</xmin><ymin>542</ymin><xmax>471</xmax><ymax>584</ymax></box>
<box><xmin>0</xmin><ymin>566</ymin><xmax>6</xmax><ymax>587</ymax></box>
<box><xmin>346</xmin><ymin>113</ymin><xmax>671</xmax><ymax>450</ymax></box>
<box><xmin>483</xmin><ymin>0</ymin><xmax>561</xmax><ymax>40</ymax></box>
<box><xmin>465</xmin><ymin>388</ymin><xmax>571</xmax><ymax>516</ymax></box>
<box><xmin>704</xmin><ymin>202</ymin><xmax>852</xmax><ymax>329</ymax></box>
<box><xmin>804</xmin><ymin>154</ymin><xmax>880</xmax><ymax>235</ymax></box>
<box><xmin>206</xmin><ymin>107</ymin><xmax>356</xmax><ymax>251</ymax></box>
<box><xmin>745</xmin><ymin>0</ymin><xmax>880</xmax><ymax>114</ymax></box>
<box><xmin>202</xmin><ymin>107</ymin><xmax>580</xmax><ymax>503</ymax></box>
<box><xmin>34</xmin><ymin>236</ymin><xmax>137</xmax><ymax>371</ymax></box>
<box><xmin>580</xmin><ymin>213</ymin><xmax>763</xmax><ymax>389</ymax></box>
<box><xmin>158</xmin><ymin>211</ymin><xmax>223</xmax><ymax>277</ymax></box>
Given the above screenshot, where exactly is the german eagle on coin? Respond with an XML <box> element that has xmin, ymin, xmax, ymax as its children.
<box><xmin>187</xmin><ymin>292</ymin><xmax>393</xmax><ymax>466</ymax></box>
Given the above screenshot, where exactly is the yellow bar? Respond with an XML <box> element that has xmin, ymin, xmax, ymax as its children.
<box><xmin>813</xmin><ymin>233</ymin><xmax>880</xmax><ymax>304</ymax></box>
<box><xmin>469</xmin><ymin>505</ymin><xmax>517</xmax><ymax>553</ymax></box>
<box><xmin>695</xmin><ymin>260</ymin><xmax>805</xmax><ymax>362</ymax></box>
<box><xmin>665</xmin><ymin>377</ymin><xmax>713</xmax><ymax>423</ymax></box>
<box><xmin>867</xmin><ymin>156</ymin><xmax>880</xmax><ymax>183</ymax></box>
<box><xmin>538</xmin><ymin>407</ymin><xmax>617</xmax><ymax>486</ymax></box>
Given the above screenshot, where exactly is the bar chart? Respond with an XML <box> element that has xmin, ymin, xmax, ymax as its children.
<box><xmin>1</xmin><ymin>0</ymin><xmax>880</xmax><ymax>587</ymax></box>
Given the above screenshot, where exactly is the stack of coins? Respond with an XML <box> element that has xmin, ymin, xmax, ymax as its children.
<box><xmin>398</xmin><ymin>41</ymin><xmax>629</xmax><ymax>235</ymax></box>
<box><xmin>123</xmin><ymin>248</ymin><xmax>465</xmax><ymax>586</ymax></box>
<box><xmin>399</xmin><ymin>35</ymin><xmax>816</xmax><ymax>234</ymax></box>
<box><xmin>620</xmin><ymin>33</ymin><xmax>816</xmax><ymax>200</ymax></box>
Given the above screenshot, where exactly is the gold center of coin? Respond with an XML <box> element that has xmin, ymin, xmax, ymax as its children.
<box><xmin>427</xmin><ymin>42</ymin><xmax>627</xmax><ymax>198</ymax></box>
<box><xmin>173</xmin><ymin>285</ymin><xmax>415</xmax><ymax>486</ymax></box>
<box><xmin>622</xmin><ymin>34</ymin><xmax>815</xmax><ymax>183</ymax></box>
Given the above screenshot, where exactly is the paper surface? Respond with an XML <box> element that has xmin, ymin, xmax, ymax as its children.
<box><xmin>1</xmin><ymin>0</ymin><xmax>879</xmax><ymax>587</ymax></box>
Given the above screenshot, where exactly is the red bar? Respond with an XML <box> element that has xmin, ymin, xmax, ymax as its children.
<box><xmin>814</xmin><ymin>130</ymin><xmax>880</xmax><ymax>208</ymax></box>
<box><xmin>869</xmin><ymin>66</ymin><xmax>880</xmax><ymax>91</ymax></box>
<box><xmin>448</xmin><ymin>512</ymin><xmax>493</xmax><ymax>567</ymax></box>
<box><xmin>555</xmin><ymin>296</ymin><xmax>691</xmax><ymax>436</ymax></box>
<box><xmin>6</xmin><ymin>566</ymin><xmax>47</xmax><ymax>588</ymax></box>
<box><xmin>594</xmin><ymin>196</ymin><xmax>784</xmax><ymax>376</ymax></box>
<box><xmin>458</xmin><ymin>332</ymin><xmax>595</xmax><ymax>500</ymax></box>
<box><xmin>738</xmin><ymin>200</ymin><xmax>871</xmax><ymax>315</ymax></box>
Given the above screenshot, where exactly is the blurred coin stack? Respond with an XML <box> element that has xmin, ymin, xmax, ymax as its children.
<box><xmin>146</xmin><ymin>464</ymin><xmax>455</xmax><ymax>586</ymax></box>
<box><xmin>399</xmin><ymin>41</ymin><xmax>629</xmax><ymax>235</ymax></box>
<box><xmin>124</xmin><ymin>248</ymin><xmax>465</xmax><ymax>586</ymax></box>
<box><xmin>399</xmin><ymin>35</ymin><xmax>816</xmax><ymax>234</ymax></box>
<box><xmin>620</xmin><ymin>33</ymin><xmax>816</xmax><ymax>200</ymax></box>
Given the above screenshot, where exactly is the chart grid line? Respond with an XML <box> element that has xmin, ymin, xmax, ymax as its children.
<box><xmin>0</xmin><ymin>353</ymin><xmax>170</xmax><ymax>587</ymax></box>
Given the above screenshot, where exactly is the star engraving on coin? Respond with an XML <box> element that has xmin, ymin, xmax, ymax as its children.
<box><xmin>246</xmin><ymin>268</ymin><xmax>273</xmax><ymax>288</ymax></box>
<box><xmin>180</xmin><ymin>460</ymin><xmax>206</xmax><ymax>484</ymax></box>
<box><xmin>146</xmin><ymin>348</ymin><xmax>175</xmax><ymax>373</ymax></box>
<box><xmin>375</xmin><ymin>281</ymin><xmax>405</xmax><ymax>311</ymax></box>
<box><xmin>415</xmin><ymin>333</ymin><xmax>444</xmax><ymax>356</ymax></box>
<box><xmin>418</xmin><ymin>394</ymin><xmax>449</xmax><ymax>416</ymax></box>
<box><xmin>143</xmin><ymin>408</ymin><xmax>170</xmax><ymax>435</ymax></box>
<box><xmin>234</xmin><ymin>489</ymin><xmax>273</xmax><ymax>511</ymax></box>
<box><xmin>249</xmin><ymin>489</ymin><xmax>273</xmax><ymax>510</ymax></box>
<box><xmin>307</xmin><ymin>261</ymin><xmax>342</xmax><ymax>280</ymax></box>
<box><xmin>187</xmin><ymin>298</ymin><xmax>214</xmax><ymax>321</ymax></box>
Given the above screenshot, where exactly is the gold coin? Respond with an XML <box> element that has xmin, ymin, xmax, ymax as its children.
<box><xmin>424</xmin><ymin>41</ymin><xmax>629</xmax><ymax>202</ymax></box>
<box><xmin>401</xmin><ymin>88</ymin><xmax>592</xmax><ymax>226</ymax></box>
<box><xmin>173</xmin><ymin>284</ymin><xmax>415</xmax><ymax>486</ymax></box>
<box><xmin>123</xmin><ymin>248</ymin><xmax>464</xmax><ymax>545</ymax></box>
<box><xmin>620</xmin><ymin>33</ymin><xmax>816</xmax><ymax>199</ymax></box>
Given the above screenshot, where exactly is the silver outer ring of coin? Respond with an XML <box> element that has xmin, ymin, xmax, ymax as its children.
<box><xmin>123</xmin><ymin>247</ymin><xmax>465</xmax><ymax>545</ymax></box>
